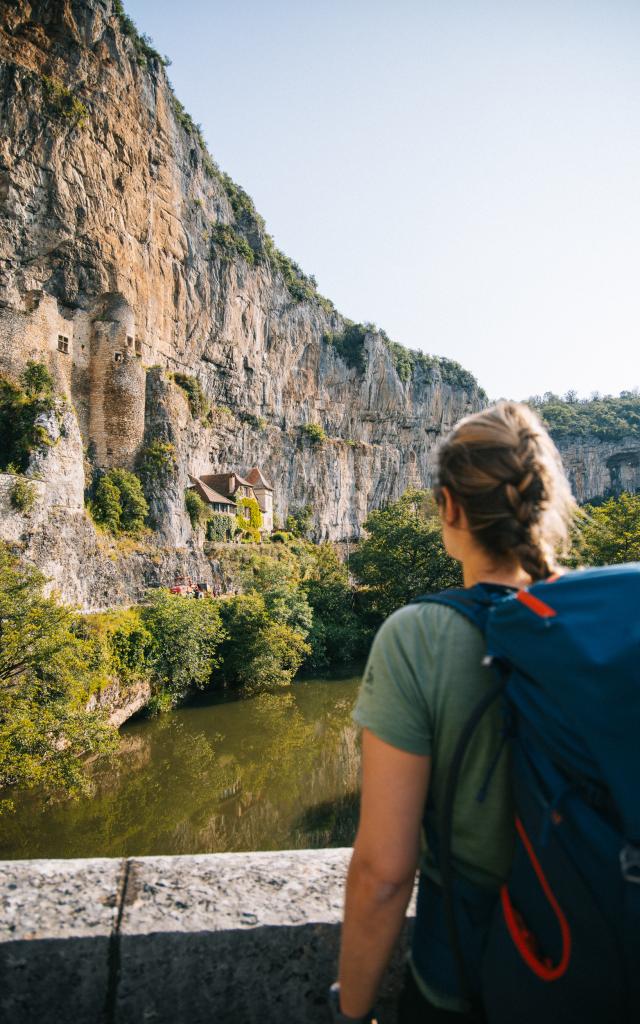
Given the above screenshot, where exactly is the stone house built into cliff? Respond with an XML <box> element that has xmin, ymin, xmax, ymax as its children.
<box><xmin>189</xmin><ymin>468</ymin><xmax>274</xmax><ymax>533</ymax></box>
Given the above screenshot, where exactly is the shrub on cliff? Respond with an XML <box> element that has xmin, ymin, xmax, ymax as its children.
<box><xmin>173</xmin><ymin>374</ymin><xmax>209</xmax><ymax>418</ymax></box>
<box><xmin>300</xmin><ymin>423</ymin><xmax>326</xmax><ymax>446</ymax></box>
<box><xmin>9</xmin><ymin>476</ymin><xmax>36</xmax><ymax>514</ymax></box>
<box><xmin>142</xmin><ymin>591</ymin><xmax>225</xmax><ymax>704</ymax></box>
<box><xmin>42</xmin><ymin>76</ymin><xmax>87</xmax><ymax>128</ymax></box>
<box><xmin>137</xmin><ymin>439</ymin><xmax>177</xmax><ymax>488</ymax></box>
<box><xmin>323</xmin><ymin>323</ymin><xmax>368</xmax><ymax>374</ymax></box>
<box><xmin>90</xmin><ymin>469</ymin><xmax>148</xmax><ymax>535</ymax></box>
<box><xmin>0</xmin><ymin>362</ymin><xmax>57</xmax><ymax>473</ymax></box>
<box><xmin>210</xmin><ymin>225</ymin><xmax>256</xmax><ymax>267</ymax></box>
<box><xmin>286</xmin><ymin>505</ymin><xmax>313</xmax><ymax>538</ymax></box>
<box><xmin>185</xmin><ymin>488</ymin><xmax>209</xmax><ymax>531</ymax></box>
<box><xmin>349</xmin><ymin>489</ymin><xmax>462</xmax><ymax>622</ymax></box>
<box><xmin>0</xmin><ymin>545</ymin><xmax>117</xmax><ymax>813</ymax></box>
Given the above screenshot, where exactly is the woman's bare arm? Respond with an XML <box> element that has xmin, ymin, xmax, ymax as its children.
<box><xmin>338</xmin><ymin>728</ymin><xmax>431</xmax><ymax>1018</ymax></box>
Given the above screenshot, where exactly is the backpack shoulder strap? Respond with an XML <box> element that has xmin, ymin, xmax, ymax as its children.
<box><xmin>413</xmin><ymin>583</ymin><xmax>513</xmax><ymax>634</ymax></box>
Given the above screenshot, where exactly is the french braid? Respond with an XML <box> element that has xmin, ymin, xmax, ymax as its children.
<box><xmin>436</xmin><ymin>402</ymin><xmax>575</xmax><ymax>581</ymax></box>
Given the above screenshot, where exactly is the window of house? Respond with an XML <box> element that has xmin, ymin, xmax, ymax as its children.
<box><xmin>135</xmin><ymin>339</ymin><xmax>142</xmax><ymax>357</ymax></box>
<box><xmin>127</xmin><ymin>336</ymin><xmax>133</xmax><ymax>348</ymax></box>
<box><xmin>57</xmin><ymin>335</ymin><xmax>69</xmax><ymax>354</ymax></box>
<box><xmin>114</xmin><ymin>352</ymin><xmax>123</xmax><ymax>364</ymax></box>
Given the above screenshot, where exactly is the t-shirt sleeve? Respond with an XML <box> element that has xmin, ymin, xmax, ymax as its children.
<box><xmin>353</xmin><ymin>605</ymin><xmax>434</xmax><ymax>756</ymax></box>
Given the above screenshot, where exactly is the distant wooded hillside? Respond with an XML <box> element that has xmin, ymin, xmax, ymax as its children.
<box><xmin>529</xmin><ymin>391</ymin><xmax>640</xmax><ymax>441</ymax></box>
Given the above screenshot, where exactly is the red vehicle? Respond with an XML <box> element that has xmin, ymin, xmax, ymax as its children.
<box><xmin>169</xmin><ymin>576</ymin><xmax>197</xmax><ymax>596</ymax></box>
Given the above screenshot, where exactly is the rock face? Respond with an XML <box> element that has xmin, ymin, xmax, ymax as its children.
<box><xmin>0</xmin><ymin>0</ymin><xmax>484</xmax><ymax>603</ymax></box>
<box><xmin>554</xmin><ymin>435</ymin><xmax>640</xmax><ymax>504</ymax></box>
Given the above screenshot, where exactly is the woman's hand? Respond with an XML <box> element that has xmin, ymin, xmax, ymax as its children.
<box><xmin>338</xmin><ymin>728</ymin><xmax>431</xmax><ymax>1018</ymax></box>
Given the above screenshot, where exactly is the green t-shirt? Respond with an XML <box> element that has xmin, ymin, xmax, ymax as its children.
<box><xmin>353</xmin><ymin>602</ymin><xmax>514</xmax><ymax>889</ymax></box>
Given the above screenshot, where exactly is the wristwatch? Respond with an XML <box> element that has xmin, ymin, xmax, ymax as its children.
<box><xmin>328</xmin><ymin>982</ymin><xmax>376</xmax><ymax>1024</ymax></box>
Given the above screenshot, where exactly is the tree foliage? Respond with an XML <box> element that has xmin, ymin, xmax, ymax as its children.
<box><xmin>173</xmin><ymin>374</ymin><xmax>209</xmax><ymax>418</ymax></box>
<box><xmin>217</xmin><ymin>593</ymin><xmax>310</xmax><ymax>694</ymax></box>
<box><xmin>529</xmin><ymin>390</ymin><xmax>640</xmax><ymax>442</ymax></box>
<box><xmin>0</xmin><ymin>362</ymin><xmax>57</xmax><ymax>472</ymax></box>
<box><xmin>303</xmin><ymin>545</ymin><xmax>369</xmax><ymax>671</ymax></box>
<box><xmin>0</xmin><ymin>546</ymin><xmax>116</xmax><ymax>812</ymax></box>
<box><xmin>349</xmin><ymin>489</ymin><xmax>462</xmax><ymax>622</ymax></box>
<box><xmin>141</xmin><ymin>591</ymin><xmax>225</xmax><ymax>703</ymax></box>
<box><xmin>90</xmin><ymin>469</ymin><xmax>148</xmax><ymax>535</ymax></box>
<box><xmin>573</xmin><ymin>493</ymin><xmax>640</xmax><ymax>566</ymax></box>
<box><xmin>286</xmin><ymin>505</ymin><xmax>313</xmax><ymax>538</ymax></box>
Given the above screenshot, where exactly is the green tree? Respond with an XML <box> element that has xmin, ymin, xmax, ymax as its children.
<box><xmin>286</xmin><ymin>505</ymin><xmax>313</xmax><ymax>538</ymax></box>
<box><xmin>0</xmin><ymin>545</ymin><xmax>116</xmax><ymax>811</ymax></box>
<box><xmin>185</xmin><ymin>488</ymin><xmax>209</xmax><ymax>530</ymax></box>
<box><xmin>142</xmin><ymin>590</ymin><xmax>225</xmax><ymax>703</ymax></box>
<box><xmin>90</xmin><ymin>470</ymin><xmax>148</xmax><ymax>535</ymax></box>
<box><xmin>91</xmin><ymin>474</ymin><xmax>122</xmax><ymax>532</ymax></box>
<box><xmin>303</xmin><ymin>544</ymin><xmax>369</xmax><ymax>670</ymax></box>
<box><xmin>239</xmin><ymin>555</ymin><xmax>313</xmax><ymax>637</ymax></box>
<box><xmin>575</xmin><ymin>493</ymin><xmax>640</xmax><ymax>565</ymax></box>
<box><xmin>0</xmin><ymin>362</ymin><xmax>57</xmax><ymax>472</ymax></box>
<box><xmin>217</xmin><ymin>593</ymin><xmax>310</xmax><ymax>694</ymax></box>
<box><xmin>108</xmin><ymin>469</ymin><xmax>148</xmax><ymax>533</ymax></box>
<box><xmin>349</xmin><ymin>489</ymin><xmax>461</xmax><ymax>622</ymax></box>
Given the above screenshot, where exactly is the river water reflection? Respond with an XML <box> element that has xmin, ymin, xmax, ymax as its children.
<box><xmin>0</xmin><ymin>675</ymin><xmax>362</xmax><ymax>860</ymax></box>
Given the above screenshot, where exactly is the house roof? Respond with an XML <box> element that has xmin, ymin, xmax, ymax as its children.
<box><xmin>199</xmin><ymin>471</ymin><xmax>256</xmax><ymax>497</ymax></box>
<box><xmin>246</xmin><ymin>466</ymin><xmax>273</xmax><ymax>491</ymax></box>
<box><xmin>188</xmin><ymin>475</ymin><xmax>237</xmax><ymax>507</ymax></box>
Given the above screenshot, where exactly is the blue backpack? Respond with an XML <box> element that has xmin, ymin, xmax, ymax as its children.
<box><xmin>413</xmin><ymin>564</ymin><xmax>640</xmax><ymax>1023</ymax></box>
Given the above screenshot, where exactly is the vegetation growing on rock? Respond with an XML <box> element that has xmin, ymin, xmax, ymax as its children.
<box><xmin>210</xmin><ymin>224</ymin><xmax>256</xmax><ymax>267</ymax></box>
<box><xmin>137</xmin><ymin>440</ymin><xmax>177</xmax><ymax>488</ymax></box>
<box><xmin>9</xmin><ymin>475</ymin><xmax>36</xmax><ymax>514</ymax></box>
<box><xmin>90</xmin><ymin>469</ymin><xmax>148</xmax><ymax>535</ymax></box>
<box><xmin>0</xmin><ymin>363</ymin><xmax>58</xmax><ymax>473</ymax></box>
<box><xmin>300</xmin><ymin>423</ymin><xmax>326</xmax><ymax>446</ymax></box>
<box><xmin>42</xmin><ymin>76</ymin><xmax>87</xmax><ymax>127</ymax></box>
<box><xmin>173</xmin><ymin>373</ymin><xmax>209</xmax><ymax>418</ymax></box>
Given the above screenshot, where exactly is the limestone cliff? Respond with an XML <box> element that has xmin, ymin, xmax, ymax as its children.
<box><xmin>554</xmin><ymin>434</ymin><xmax>640</xmax><ymax>504</ymax></box>
<box><xmin>0</xmin><ymin>0</ymin><xmax>484</xmax><ymax>604</ymax></box>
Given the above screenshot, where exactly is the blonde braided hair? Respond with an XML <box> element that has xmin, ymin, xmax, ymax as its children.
<box><xmin>436</xmin><ymin>402</ymin><xmax>575</xmax><ymax>581</ymax></box>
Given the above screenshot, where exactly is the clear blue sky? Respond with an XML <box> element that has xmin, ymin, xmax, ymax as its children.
<box><xmin>125</xmin><ymin>0</ymin><xmax>640</xmax><ymax>400</ymax></box>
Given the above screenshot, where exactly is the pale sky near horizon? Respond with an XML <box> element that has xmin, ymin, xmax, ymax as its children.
<box><xmin>125</xmin><ymin>0</ymin><xmax>640</xmax><ymax>401</ymax></box>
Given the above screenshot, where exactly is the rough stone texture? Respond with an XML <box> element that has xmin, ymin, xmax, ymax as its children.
<box><xmin>87</xmin><ymin>677</ymin><xmax>152</xmax><ymax>727</ymax></box>
<box><xmin>0</xmin><ymin>857</ymin><xmax>124</xmax><ymax>1023</ymax></box>
<box><xmin>555</xmin><ymin>433</ymin><xmax>640</xmax><ymax>503</ymax></box>
<box><xmin>0</xmin><ymin>849</ymin><xmax>415</xmax><ymax>1024</ymax></box>
<box><xmin>0</xmin><ymin>0</ymin><xmax>484</xmax><ymax>603</ymax></box>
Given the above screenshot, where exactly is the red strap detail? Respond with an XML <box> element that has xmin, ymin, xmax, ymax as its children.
<box><xmin>500</xmin><ymin>817</ymin><xmax>571</xmax><ymax>982</ymax></box>
<box><xmin>516</xmin><ymin>590</ymin><xmax>557</xmax><ymax>618</ymax></box>
<box><xmin>545</xmin><ymin>574</ymin><xmax>561</xmax><ymax>584</ymax></box>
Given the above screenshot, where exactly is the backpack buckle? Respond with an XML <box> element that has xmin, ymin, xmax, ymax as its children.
<box><xmin>620</xmin><ymin>844</ymin><xmax>640</xmax><ymax>883</ymax></box>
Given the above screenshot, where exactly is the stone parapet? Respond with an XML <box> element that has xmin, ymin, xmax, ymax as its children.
<box><xmin>0</xmin><ymin>849</ymin><xmax>414</xmax><ymax>1024</ymax></box>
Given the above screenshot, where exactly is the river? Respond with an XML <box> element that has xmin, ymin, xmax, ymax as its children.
<box><xmin>0</xmin><ymin>674</ymin><xmax>362</xmax><ymax>860</ymax></box>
